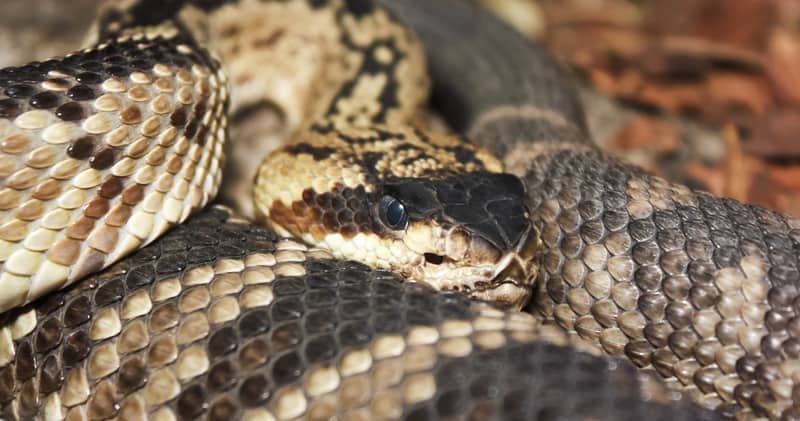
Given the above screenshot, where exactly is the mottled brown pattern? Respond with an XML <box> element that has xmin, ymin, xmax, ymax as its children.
<box><xmin>383</xmin><ymin>0</ymin><xmax>800</xmax><ymax>418</ymax></box>
<box><xmin>509</xmin><ymin>145</ymin><xmax>800</xmax><ymax>419</ymax></box>
<box><xmin>0</xmin><ymin>207</ymin><xmax>717</xmax><ymax>420</ymax></box>
<box><xmin>0</xmin><ymin>17</ymin><xmax>227</xmax><ymax>312</ymax></box>
<box><xmin>268</xmin><ymin>184</ymin><xmax>372</xmax><ymax>243</ymax></box>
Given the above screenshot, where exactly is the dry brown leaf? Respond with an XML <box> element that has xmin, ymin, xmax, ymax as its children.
<box><xmin>706</xmin><ymin>72</ymin><xmax>772</xmax><ymax>116</ymax></box>
<box><xmin>607</xmin><ymin>116</ymin><xmax>680</xmax><ymax>153</ymax></box>
<box><xmin>747</xmin><ymin>109</ymin><xmax>800</xmax><ymax>157</ymax></box>
<box><xmin>767</xmin><ymin>29</ymin><xmax>800</xmax><ymax>107</ymax></box>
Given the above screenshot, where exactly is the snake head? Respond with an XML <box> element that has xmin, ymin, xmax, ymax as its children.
<box><xmin>254</xmin><ymin>126</ymin><xmax>539</xmax><ymax>310</ymax></box>
<box><xmin>378</xmin><ymin>172</ymin><xmax>538</xmax><ymax>310</ymax></box>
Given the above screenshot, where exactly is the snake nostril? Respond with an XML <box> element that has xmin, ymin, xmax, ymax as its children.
<box><xmin>424</xmin><ymin>253</ymin><xmax>444</xmax><ymax>265</ymax></box>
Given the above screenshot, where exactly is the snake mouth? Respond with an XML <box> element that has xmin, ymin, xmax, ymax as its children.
<box><xmin>408</xmin><ymin>225</ymin><xmax>539</xmax><ymax>311</ymax></box>
<box><xmin>470</xmin><ymin>226</ymin><xmax>539</xmax><ymax>309</ymax></box>
<box><xmin>424</xmin><ymin>252</ymin><xmax>446</xmax><ymax>265</ymax></box>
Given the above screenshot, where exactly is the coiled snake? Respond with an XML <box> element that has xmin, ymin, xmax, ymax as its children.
<box><xmin>0</xmin><ymin>0</ymin><xmax>794</xmax><ymax>419</ymax></box>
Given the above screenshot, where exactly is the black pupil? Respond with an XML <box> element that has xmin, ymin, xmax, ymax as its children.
<box><xmin>385</xmin><ymin>199</ymin><xmax>406</xmax><ymax>227</ymax></box>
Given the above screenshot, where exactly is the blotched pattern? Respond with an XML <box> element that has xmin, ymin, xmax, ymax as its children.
<box><xmin>0</xmin><ymin>207</ymin><xmax>719</xmax><ymax>420</ymax></box>
<box><xmin>517</xmin><ymin>146</ymin><xmax>800</xmax><ymax>419</ymax></box>
<box><xmin>0</xmin><ymin>22</ymin><xmax>228</xmax><ymax>312</ymax></box>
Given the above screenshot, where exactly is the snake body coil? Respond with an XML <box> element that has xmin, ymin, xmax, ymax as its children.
<box><xmin>0</xmin><ymin>0</ymin><xmax>793</xmax><ymax>419</ymax></box>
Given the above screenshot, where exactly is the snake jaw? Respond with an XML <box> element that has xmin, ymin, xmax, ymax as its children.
<box><xmin>472</xmin><ymin>224</ymin><xmax>539</xmax><ymax>310</ymax></box>
<box><xmin>397</xmin><ymin>222</ymin><xmax>538</xmax><ymax>311</ymax></box>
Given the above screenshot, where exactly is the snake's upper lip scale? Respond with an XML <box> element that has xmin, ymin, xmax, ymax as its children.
<box><xmin>479</xmin><ymin>223</ymin><xmax>539</xmax><ymax>308</ymax></box>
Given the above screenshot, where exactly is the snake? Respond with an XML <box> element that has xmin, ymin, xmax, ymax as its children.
<box><xmin>0</xmin><ymin>0</ymin><xmax>794</xmax><ymax>419</ymax></box>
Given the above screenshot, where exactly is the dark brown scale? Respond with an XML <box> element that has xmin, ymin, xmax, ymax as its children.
<box><xmin>38</xmin><ymin>356</ymin><xmax>63</xmax><ymax>394</ymax></box>
<box><xmin>636</xmin><ymin>266</ymin><xmax>665</xmax><ymax>293</ymax></box>
<box><xmin>632</xmin><ymin>240</ymin><xmax>660</xmax><ymax>265</ymax></box>
<box><xmin>193</xmin><ymin>101</ymin><xmax>207</xmax><ymax>119</ymax></box>
<box><xmin>90</xmin><ymin>148</ymin><xmax>117</xmax><ymax>170</ymax></box>
<box><xmin>305</xmin><ymin>334</ymin><xmax>337</xmax><ymax>363</ymax></box>
<box><xmin>63</xmin><ymin>296</ymin><xmax>92</xmax><ymax>327</ymax></box>
<box><xmin>238</xmin><ymin>309</ymin><xmax>271</xmax><ymax>338</ymax></box>
<box><xmin>122</xmin><ymin>184</ymin><xmax>145</xmax><ymax>205</ymax></box>
<box><xmin>120</xmin><ymin>104</ymin><xmax>142</xmax><ymax>125</ymax></box>
<box><xmin>75</xmin><ymin>72</ymin><xmax>103</xmax><ymax>84</ymax></box>
<box><xmin>117</xmin><ymin>358</ymin><xmax>148</xmax><ymax>394</ymax></box>
<box><xmin>196</xmin><ymin>124</ymin><xmax>209</xmax><ymax>146</ymax></box>
<box><xmin>130</xmin><ymin>59</ymin><xmax>154</xmax><ymax>70</ymax></box>
<box><xmin>61</xmin><ymin>330</ymin><xmax>91</xmax><ymax>365</ymax></box>
<box><xmin>761</xmin><ymin>334</ymin><xmax>785</xmax><ymax>358</ymax></box>
<box><xmin>4</xmin><ymin>84</ymin><xmax>35</xmax><ymax>98</ymax></box>
<box><xmin>239</xmin><ymin>374</ymin><xmax>271</xmax><ymax>406</ymax></box>
<box><xmin>66</xmin><ymin>84</ymin><xmax>95</xmax><ymax>101</ymax></box>
<box><xmin>14</xmin><ymin>341</ymin><xmax>35</xmax><ymax>381</ymax></box>
<box><xmin>0</xmin><ymin>367</ymin><xmax>13</xmax><ymax>404</ymax></box>
<box><xmin>18</xmin><ymin>380</ymin><xmax>39</xmax><ymax>417</ymax></box>
<box><xmin>315</xmin><ymin>192</ymin><xmax>332</xmax><ymax>208</ymax></box>
<box><xmin>559</xmin><ymin>234</ymin><xmax>582</xmax><ymax>258</ymax></box>
<box><xmin>0</xmin><ymin>99</ymin><xmax>21</xmax><ymax>118</ymax></box>
<box><xmin>98</xmin><ymin>176</ymin><xmax>124</xmax><ymax>199</ymax></box>
<box><xmin>125</xmin><ymin>265</ymin><xmax>155</xmax><ymax>289</ymax></box>
<box><xmin>28</xmin><ymin>92</ymin><xmax>59</xmax><ymax>109</ymax></box>
<box><xmin>271</xmin><ymin>351</ymin><xmax>303</xmax><ymax>384</ymax></box>
<box><xmin>55</xmin><ymin>101</ymin><xmax>84</xmax><ymax>120</ymax></box>
<box><xmin>694</xmin><ymin>368</ymin><xmax>718</xmax><ymax>394</ymax></box>
<box><xmin>149</xmin><ymin>303</ymin><xmax>180</xmax><ymax>333</ymax></box>
<box><xmin>209</xmin><ymin>326</ymin><xmax>239</xmax><ymax>358</ymax></box>
<box><xmin>637</xmin><ymin>293</ymin><xmax>668</xmax><ymax>321</ymax></box>
<box><xmin>67</xmin><ymin>136</ymin><xmax>96</xmax><ymax>160</ymax></box>
<box><xmin>769</xmin><ymin>284</ymin><xmax>798</xmax><ymax>309</ymax></box>
<box><xmin>185</xmin><ymin>119</ymin><xmax>199</xmax><ymax>139</ymax></box>
<box><xmin>341</xmin><ymin>223</ymin><xmax>358</xmax><ymax>237</ymax></box>
<box><xmin>94</xmin><ymin>278</ymin><xmax>125</xmax><ymax>306</ymax></box>
<box><xmin>580</xmin><ymin>218</ymin><xmax>605</xmax><ymax>243</ymax></box>
<box><xmin>34</xmin><ymin>317</ymin><xmax>63</xmax><ymax>353</ymax></box>
<box><xmin>663</xmin><ymin>275</ymin><xmax>691</xmax><ymax>301</ymax></box>
<box><xmin>105</xmin><ymin>55</ymin><xmax>127</xmax><ymax>65</ymax></box>
<box><xmin>106</xmin><ymin>65</ymin><xmax>130</xmax><ymax>78</ymax></box>
<box><xmin>207</xmin><ymin>361</ymin><xmax>237</xmax><ymax>393</ymax></box>
<box><xmin>322</xmin><ymin>211</ymin><xmax>338</xmax><ymax>230</ymax></box>
<box><xmin>689</xmin><ymin>284</ymin><xmax>720</xmax><ymax>309</ymax></box>
<box><xmin>668</xmin><ymin>330</ymin><xmax>699</xmax><ymax>359</ymax></box>
<box><xmin>783</xmin><ymin>337</ymin><xmax>800</xmax><ymax>359</ymax></box>
<box><xmin>624</xmin><ymin>341</ymin><xmax>654</xmax><ymax>367</ymax></box>
<box><xmin>208</xmin><ymin>397</ymin><xmax>238</xmax><ymax>421</ymax></box>
<box><xmin>44</xmin><ymin>78</ymin><xmax>70</xmax><ymax>90</ymax></box>
<box><xmin>88</xmin><ymin>382</ymin><xmax>118</xmax><ymax>419</ymax></box>
<box><xmin>786</xmin><ymin>317</ymin><xmax>800</xmax><ymax>338</ymax></box>
<box><xmin>84</xmin><ymin>198</ymin><xmax>110</xmax><ymax>219</ymax></box>
<box><xmin>177</xmin><ymin>384</ymin><xmax>208</xmax><ymax>419</ymax></box>
<box><xmin>170</xmin><ymin>107</ymin><xmax>188</xmax><ymax>127</ymax></box>
<box><xmin>147</xmin><ymin>335</ymin><xmax>178</xmax><ymax>368</ymax></box>
<box><xmin>37</xmin><ymin>293</ymin><xmax>66</xmax><ymax>316</ymax></box>
<box><xmin>644</xmin><ymin>321</ymin><xmax>673</xmax><ymax>348</ymax></box>
<box><xmin>238</xmin><ymin>339</ymin><xmax>269</xmax><ymax>370</ymax></box>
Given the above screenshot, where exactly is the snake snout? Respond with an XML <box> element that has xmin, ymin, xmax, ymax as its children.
<box><xmin>393</xmin><ymin>172</ymin><xmax>538</xmax><ymax>309</ymax></box>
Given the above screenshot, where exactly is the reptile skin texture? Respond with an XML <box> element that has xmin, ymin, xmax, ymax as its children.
<box><xmin>0</xmin><ymin>206</ymin><xmax>719</xmax><ymax>420</ymax></box>
<box><xmin>0</xmin><ymin>0</ymin><xmax>788</xmax><ymax>418</ymax></box>
<box><xmin>384</xmin><ymin>0</ymin><xmax>800</xmax><ymax>418</ymax></box>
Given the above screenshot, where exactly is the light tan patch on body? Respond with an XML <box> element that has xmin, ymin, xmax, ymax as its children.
<box><xmin>0</xmin><ymin>23</ymin><xmax>227</xmax><ymax>313</ymax></box>
<box><xmin>179</xmin><ymin>0</ymin><xmax>340</xmax><ymax>130</ymax></box>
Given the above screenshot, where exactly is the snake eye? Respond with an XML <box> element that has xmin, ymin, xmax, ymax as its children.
<box><xmin>380</xmin><ymin>195</ymin><xmax>408</xmax><ymax>230</ymax></box>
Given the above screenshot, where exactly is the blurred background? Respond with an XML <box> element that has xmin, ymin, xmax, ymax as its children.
<box><xmin>2</xmin><ymin>0</ymin><xmax>799</xmax><ymax>213</ymax></box>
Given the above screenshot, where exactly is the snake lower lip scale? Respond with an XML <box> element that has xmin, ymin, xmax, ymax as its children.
<box><xmin>0</xmin><ymin>0</ymin><xmax>790</xmax><ymax>419</ymax></box>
